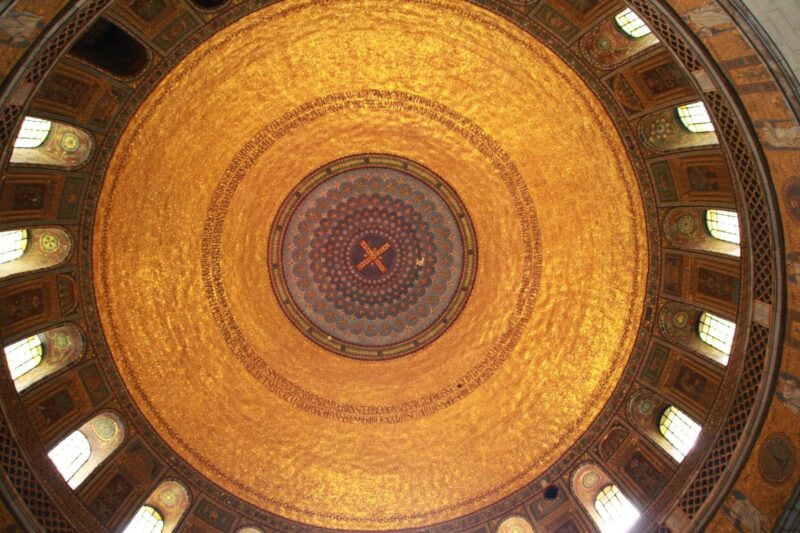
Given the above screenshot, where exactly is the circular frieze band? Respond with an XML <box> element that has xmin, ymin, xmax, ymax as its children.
<box><xmin>199</xmin><ymin>90</ymin><xmax>542</xmax><ymax>423</ymax></box>
<box><xmin>269</xmin><ymin>154</ymin><xmax>477</xmax><ymax>360</ymax></box>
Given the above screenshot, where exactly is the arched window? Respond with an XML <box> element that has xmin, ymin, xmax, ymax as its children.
<box><xmin>0</xmin><ymin>229</ymin><xmax>28</xmax><ymax>264</ymax></box>
<box><xmin>677</xmin><ymin>102</ymin><xmax>715</xmax><ymax>133</ymax></box>
<box><xmin>47</xmin><ymin>412</ymin><xmax>125</xmax><ymax>488</ymax></box>
<box><xmin>705</xmin><ymin>209</ymin><xmax>740</xmax><ymax>244</ymax></box>
<box><xmin>5</xmin><ymin>323</ymin><xmax>84</xmax><ymax>392</ymax></box>
<box><xmin>123</xmin><ymin>505</ymin><xmax>164</xmax><ymax>533</ymax></box>
<box><xmin>0</xmin><ymin>227</ymin><xmax>72</xmax><ymax>280</ymax></box>
<box><xmin>130</xmin><ymin>479</ymin><xmax>190</xmax><ymax>533</ymax></box>
<box><xmin>48</xmin><ymin>430</ymin><xmax>91</xmax><ymax>485</ymax></box>
<box><xmin>10</xmin><ymin>118</ymin><xmax>94</xmax><ymax>169</ymax></box>
<box><xmin>594</xmin><ymin>485</ymin><xmax>640</xmax><ymax>533</ymax></box>
<box><xmin>698</xmin><ymin>312</ymin><xmax>735</xmax><ymax>355</ymax></box>
<box><xmin>14</xmin><ymin>117</ymin><xmax>52</xmax><ymax>148</ymax></box>
<box><xmin>4</xmin><ymin>334</ymin><xmax>43</xmax><ymax>380</ymax></box>
<box><xmin>659</xmin><ymin>406</ymin><xmax>701</xmax><ymax>461</ymax></box>
<box><xmin>614</xmin><ymin>8</ymin><xmax>652</xmax><ymax>38</ymax></box>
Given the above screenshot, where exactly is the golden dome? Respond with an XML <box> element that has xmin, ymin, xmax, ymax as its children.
<box><xmin>94</xmin><ymin>2</ymin><xmax>647</xmax><ymax>527</ymax></box>
<box><xmin>0</xmin><ymin>0</ymin><xmax>797</xmax><ymax>532</ymax></box>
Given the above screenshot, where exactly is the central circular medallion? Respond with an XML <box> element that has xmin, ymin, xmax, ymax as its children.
<box><xmin>269</xmin><ymin>154</ymin><xmax>477</xmax><ymax>360</ymax></box>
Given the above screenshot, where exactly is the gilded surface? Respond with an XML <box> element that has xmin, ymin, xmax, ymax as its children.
<box><xmin>94</xmin><ymin>0</ymin><xmax>648</xmax><ymax>528</ymax></box>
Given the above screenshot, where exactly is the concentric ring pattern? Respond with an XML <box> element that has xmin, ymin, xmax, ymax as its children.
<box><xmin>93</xmin><ymin>0</ymin><xmax>649</xmax><ymax>528</ymax></box>
<box><xmin>269</xmin><ymin>154</ymin><xmax>476</xmax><ymax>359</ymax></box>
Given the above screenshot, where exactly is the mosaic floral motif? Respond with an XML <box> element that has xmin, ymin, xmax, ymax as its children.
<box><xmin>270</xmin><ymin>154</ymin><xmax>476</xmax><ymax>360</ymax></box>
<box><xmin>497</xmin><ymin>515</ymin><xmax>535</xmax><ymax>533</ymax></box>
<box><xmin>92</xmin><ymin>417</ymin><xmax>119</xmax><ymax>441</ymax></box>
<box><xmin>581</xmin><ymin>471</ymin><xmax>600</xmax><ymax>488</ymax></box>
<box><xmin>648</xmin><ymin>116</ymin><xmax>675</xmax><ymax>142</ymax></box>
<box><xmin>39</xmin><ymin>232</ymin><xmax>61</xmax><ymax>253</ymax></box>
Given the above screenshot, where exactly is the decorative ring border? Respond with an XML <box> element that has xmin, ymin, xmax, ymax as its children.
<box><xmin>79</xmin><ymin>0</ymin><xmax>662</xmax><ymax>528</ymax></box>
<box><xmin>267</xmin><ymin>153</ymin><xmax>479</xmax><ymax>360</ymax></box>
<box><xmin>199</xmin><ymin>89</ymin><xmax>540</xmax><ymax>423</ymax></box>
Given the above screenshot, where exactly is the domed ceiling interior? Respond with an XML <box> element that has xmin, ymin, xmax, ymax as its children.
<box><xmin>94</xmin><ymin>1</ymin><xmax>646</xmax><ymax>527</ymax></box>
<box><xmin>0</xmin><ymin>0</ymin><xmax>798</xmax><ymax>532</ymax></box>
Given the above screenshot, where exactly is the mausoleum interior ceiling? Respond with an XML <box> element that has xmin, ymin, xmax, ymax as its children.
<box><xmin>94</xmin><ymin>1</ymin><xmax>647</xmax><ymax>527</ymax></box>
<box><xmin>0</xmin><ymin>0</ymin><xmax>798</xmax><ymax>531</ymax></box>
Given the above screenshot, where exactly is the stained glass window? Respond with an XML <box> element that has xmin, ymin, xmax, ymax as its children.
<box><xmin>677</xmin><ymin>102</ymin><xmax>715</xmax><ymax>133</ymax></box>
<box><xmin>122</xmin><ymin>505</ymin><xmax>165</xmax><ymax>533</ymax></box>
<box><xmin>48</xmin><ymin>431</ymin><xmax>91</xmax><ymax>485</ymax></box>
<box><xmin>0</xmin><ymin>229</ymin><xmax>28</xmax><ymax>264</ymax></box>
<box><xmin>659</xmin><ymin>406</ymin><xmax>702</xmax><ymax>461</ymax></box>
<box><xmin>614</xmin><ymin>8</ymin><xmax>652</xmax><ymax>38</ymax></box>
<box><xmin>4</xmin><ymin>335</ymin><xmax>43</xmax><ymax>380</ymax></box>
<box><xmin>706</xmin><ymin>209</ymin><xmax>740</xmax><ymax>244</ymax></box>
<box><xmin>698</xmin><ymin>312</ymin><xmax>735</xmax><ymax>355</ymax></box>
<box><xmin>594</xmin><ymin>485</ymin><xmax>640</xmax><ymax>533</ymax></box>
<box><xmin>14</xmin><ymin>117</ymin><xmax>52</xmax><ymax>148</ymax></box>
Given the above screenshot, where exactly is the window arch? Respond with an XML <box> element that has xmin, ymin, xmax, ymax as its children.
<box><xmin>659</xmin><ymin>302</ymin><xmax>731</xmax><ymax>366</ymax></box>
<box><xmin>659</xmin><ymin>406</ymin><xmax>701</xmax><ymax>461</ymax></box>
<box><xmin>698</xmin><ymin>311</ymin><xmax>736</xmax><ymax>355</ymax></box>
<box><xmin>0</xmin><ymin>229</ymin><xmax>28</xmax><ymax>264</ymax></box>
<box><xmin>706</xmin><ymin>209</ymin><xmax>740</xmax><ymax>244</ymax></box>
<box><xmin>122</xmin><ymin>505</ymin><xmax>164</xmax><ymax>533</ymax></box>
<box><xmin>677</xmin><ymin>101</ymin><xmax>715</xmax><ymax>133</ymax></box>
<box><xmin>571</xmin><ymin>464</ymin><xmax>641</xmax><ymax>533</ymax></box>
<box><xmin>594</xmin><ymin>485</ymin><xmax>640</xmax><ymax>533</ymax></box>
<box><xmin>639</xmin><ymin>106</ymin><xmax>719</xmax><ymax>152</ymax></box>
<box><xmin>128</xmin><ymin>479</ymin><xmax>190</xmax><ymax>533</ymax></box>
<box><xmin>11</xmin><ymin>117</ymin><xmax>94</xmax><ymax>169</ymax></box>
<box><xmin>662</xmin><ymin>207</ymin><xmax>740</xmax><ymax>257</ymax></box>
<box><xmin>497</xmin><ymin>515</ymin><xmax>535</xmax><ymax>533</ymax></box>
<box><xmin>4</xmin><ymin>323</ymin><xmax>84</xmax><ymax>392</ymax></box>
<box><xmin>0</xmin><ymin>226</ymin><xmax>72</xmax><ymax>280</ymax></box>
<box><xmin>4</xmin><ymin>334</ymin><xmax>43</xmax><ymax>380</ymax></box>
<box><xmin>47</xmin><ymin>412</ymin><xmax>125</xmax><ymax>489</ymax></box>
<box><xmin>614</xmin><ymin>8</ymin><xmax>652</xmax><ymax>38</ymax></box>
<box><xmin>14</xmin><ymin>117</ymin><xmax>52</xmax><ymax>148</ymax></box>
<box><xmin>48</xmin><ymin>430</ymin><xmax>91</xmax><ymax>486</ymax></box>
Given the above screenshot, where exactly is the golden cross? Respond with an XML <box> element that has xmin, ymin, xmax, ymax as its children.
<box><xmin>356</xmin><ymin>240</ymin><xmax>391</xmax><ymax>274</ymax></box>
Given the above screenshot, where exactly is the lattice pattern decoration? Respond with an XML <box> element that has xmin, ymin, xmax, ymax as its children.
<box><xmin>680</xmin><ymin>323</ymin><xmax>770</xmax><ymax>517</ymax></box>
<box><xmin>704</xmin><ymin>91</ymin><xmax>774</xmax><ymax>304</ymax></box>
<box><xmin>0</xmin><ymin>0</ymin><xmax>110</xmax><ymax>160</ymax></box>
<box><xmin>23</xmin><ymin>0</ymin><xmax>112</xmax><ymax>85</ymax></box>
<box><xmin>0</xmin><ymin>106</ymin><xmax>22</xmax><ymax>155</ymax></box>
<box><xmin>0</xmin><ymin>415</ymin><xmax>74</xmax><ymax>532</ymax></box>
<box><xmin>626</xmin><ymin>0</ymin><xmax>702</xmax><ymax>71</ymax></box>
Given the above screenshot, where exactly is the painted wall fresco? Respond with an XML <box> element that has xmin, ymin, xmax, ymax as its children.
<box><xmin>0</xmin><ymin>0</ymin><xmax>68</xmax><ymax>75</ymax></box>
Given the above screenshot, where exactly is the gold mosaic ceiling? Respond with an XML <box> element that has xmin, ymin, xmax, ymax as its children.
<box><xmin>93</xmin><ymin>0</ymin><xmax>648</xmax><ymax>529</ymax></box>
